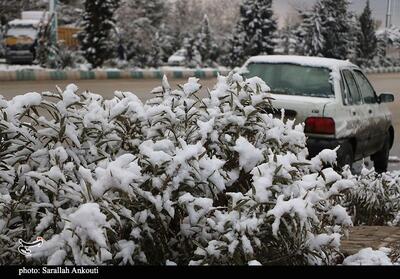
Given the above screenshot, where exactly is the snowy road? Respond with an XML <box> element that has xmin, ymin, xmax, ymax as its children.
<box><xmin>1</xmin><ymin>73</ymin><xmax>400</xmax><ymax>170</ymax></box>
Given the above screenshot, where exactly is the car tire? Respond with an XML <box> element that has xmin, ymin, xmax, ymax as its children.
<box><xmin>337</xmin><ymin>141</ymin><xmax>354</xmax><ymax>169</ymax></box>
<box><xmin>372</xmin><ymin>134</ymin><xmax>390</xmax><ymax>173</ymax></box>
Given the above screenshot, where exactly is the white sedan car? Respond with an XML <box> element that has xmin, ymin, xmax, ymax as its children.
<box><xmin>242</xmin><ymin>55</ymin><xmax>395</xmax><ymax>172</ymax></box>
<box><xmin>167</xmin><ymin>49</ymin><xmax>187</xmax><ymax>66</ymax></box>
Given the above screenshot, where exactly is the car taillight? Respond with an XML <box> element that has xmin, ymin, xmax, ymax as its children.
<box><xmin>305</xmin><ymin>117</ymin><xmax>335</xmax><ymax>135</ymax></box>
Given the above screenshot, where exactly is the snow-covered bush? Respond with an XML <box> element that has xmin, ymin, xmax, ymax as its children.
<box><xmin>0</xmin><ymin>73</ymin><xmax>357</xmax><ymax>265</ymax></box>
<box><xmin>342</xmin><ymin>167</ymin><xmax>400</xmax><ymax>226</ymax></box>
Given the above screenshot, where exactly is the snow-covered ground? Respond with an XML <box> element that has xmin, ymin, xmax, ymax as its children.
<box><xmin>342</xmin><ymin>248</ymin><xmax>394</xmax><ymax>265</ymax></box>
<box><xmin>0</xmin><ymin>64</ymin><xmax>44</xmax><ymax>71</ymax></box>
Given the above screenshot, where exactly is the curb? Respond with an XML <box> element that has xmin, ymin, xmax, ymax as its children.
<box><xmin>0</xmin><ymin>68</ymin><xmax>230</xmax><ymax>82</ymax></box>
<box><xmin>2</xmin><ymin>67</ymin><xmax>398</xmax><ymax>81</ymax></box>
<box><xmin>364</xmin><ymin>67</ymin><xmax>400</xmax><ymax>74</ymax></box>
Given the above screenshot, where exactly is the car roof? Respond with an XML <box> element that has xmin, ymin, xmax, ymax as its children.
<box><xmin>245</xmin><ymin>55</ymin><xmax>358</xmax><ymax>71</ymax></box>
<box><xmin>8</xmin><ymin>19</ymin><xmax>40</xmax><ymax>27</ymax></box>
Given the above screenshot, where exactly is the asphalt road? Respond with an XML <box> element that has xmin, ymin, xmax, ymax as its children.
<box><xmin>1</xmin><ymin>73</ymin><xmax>400</xmax><ymax>170</ymax></box>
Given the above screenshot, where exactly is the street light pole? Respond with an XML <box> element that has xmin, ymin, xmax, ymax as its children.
<box><xmin>49</xmin><ymin>0</ymin><xmax>58</xmax><ymax>44</ymax></box>
<box><xmin>386</xmin><ymin>0</ymin><xmax>392</xmax><ymax>28</ymax></box>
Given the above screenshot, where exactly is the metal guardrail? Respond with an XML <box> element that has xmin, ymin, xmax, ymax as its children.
<box><xmin>0</xmin><ymin>68</ymin><xmax>230</xmax><ymax>81</ymax></box>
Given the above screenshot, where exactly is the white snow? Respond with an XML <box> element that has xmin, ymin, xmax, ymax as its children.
<box><xmin>342</xmin><ymin>248</ymin><xmax>393</xmax><ymax>266</ymax></box>
<box><xmin>250</xmin><ymin>163</ymin><xmax>274</xmax><ymax>203</ymax></box>
<box><xmin>246</xmin><ymin>77</ymin><xmax>271</xmax><ymax>93</ymax></box>
<box><xmin>183</xmin><ymin>77</ymin><xmax>201</xmax><ymax>96</ymax></box>
<box><xmin>5</xmin><ymin>92</ymin><xmax>42</xmax><ymax>122</ymax></box>
<box><xmin>115</xmin><ymin>240</ymin><xmax>140</xmax><ymax>265</ymax></box>
<box><xmin>328</xmin><ymin>205</ymin><xmax>353</xmax><ymax>226</ymax></box>
<box><xmin>248</xmin><ymin>260</ymin><xmax>262</xmax><ymax>266</ymax></box>
<box><xmin>267</xmin><ymin>195</ymin><xmax>318</xmax><ymax>237</ymax></box>
<box><xmin>0</xmin><ymin>64</ymin><xmax>44</xmax><ymax>71</ymax></box>
<box><xmin>321</xmin><ymin>168</ymin><xmax>342</xmax><ymax>184</ymax></box>
<box><xmin>139</xmin><ymin>140</ymin><xmax>172</xmax><ymax>167</ymax></box>
<box><xmin>244</xmin><ymin>55</ymin><xmax>355</xmax><ymax>71</ymax></box>
<box><xmin>8</xmin><ymin>19</ymin><xmax>41</xmax><ymax>27</ymax></box>
<box><xmin>68</xmin><ymin>203</ymin><xmax>108</xmax><ymax>248</ymax></box>
<box><xmin>308</xmin><ymin>233</ymin><xmax>341</xmax><ymax>251</ymax></box>
<box><xmin>166</xmin><ymin>260</ymin><xmax>178</xmax><ymax>266</ymax></box>
<box><xmin>233</xmin><ymin>137</ymin><xmax>264</xmax><ymax>173</ymax></box>
<box><xmin>91</xmin><ymin>154</ymin><xmax>142</xmax><ymax>198</ymax></box>
<box><xmin>47</xmin><ymin>250</ymin><xmax>67</xmax><ymax>265</ymax></box>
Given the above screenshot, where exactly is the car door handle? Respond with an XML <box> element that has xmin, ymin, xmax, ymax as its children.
<box><xmin>369</xmin><ymin>109</ymin><xmax>373</xmax><ymax>114</ymax></box>
<box><xmin>352</xmin><ymin>111</ymin><xmax>356</xmax><ymax>116</ymax></box>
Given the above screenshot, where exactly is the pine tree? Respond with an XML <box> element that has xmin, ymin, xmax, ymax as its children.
<box><xmin>357</xmin><ymin>0</ymin><xmax>378</xmax><ymax>63</ymax></box>
<box><xmin>320</xmin><ymin>0</ymin><xmax>351</xmax><ymax>60</ymax></box>
<box><xmin>347</xmin><ymin>12</ymin><xmax>362</xmax><ymax>63</ymax></box>
<box><xmin>183</xmin><ymin>35</ymin><xmax>202</xmax><ymax>68</ymax></box>
<box><xmin>226</xmin><ymin>23</ymin><xmax>247</xmax><ymax>67</ymax></box>
<box><xmin>196</xmin><ymin>15</ymin><xmax>220</xmax><ymax>67</ymax></box>
<box><xmin>148</xmin><ymin>31</ymin><xmax>163</xmax><ymax>68</ymax></box>
<box><xmin>227</xmin><ymin>0</ymin><xmax>277</xmax><ymax>67</ymax></box>
<box><xmin>79</xmin><ymin>0</ymin><xmax>119</xmax><ymax>68</ymax></box>
<box><xmin>115</xmin><ymin>0</ymin><xmax>167</xmax><ymax>67</ymax></box>
<box><xmin>297</xmin><ymin>4</ymin><xmax>325</xmax><ymax>57</ymax></box>
<box><xmin>297</xmin><ymin>0</ymin><xmax>352</xmax><ymax>60</ymax></box>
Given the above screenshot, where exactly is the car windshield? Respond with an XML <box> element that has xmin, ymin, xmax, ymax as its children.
<box><xmin>245</xmin><ymin>63</ymin><xmax>334</xmax><ymax>98</ymax></box>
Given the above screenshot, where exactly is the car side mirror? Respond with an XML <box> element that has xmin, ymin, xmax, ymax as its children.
<box><xmin>379</xmin><ymin>93</ymin><xmax>394</xmax><ymax>103</ymax></box>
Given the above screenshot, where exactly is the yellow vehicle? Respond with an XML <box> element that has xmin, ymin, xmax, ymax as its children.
<box><xmin>4</xmin><ymin>19</ymin><xmax>41</xmax><ymax>64</ymax></box>
<box><xmin>3</xmin><ymin>11</ymin><xmax>80</xmax><ymax>64</ymax></box>
<box><xmin>4</xmin><ymin>11</ymin><xmax>48</xmax><ymax>65</ymax></box>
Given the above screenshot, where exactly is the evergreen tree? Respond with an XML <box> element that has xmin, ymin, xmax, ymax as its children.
<box><xmin>196</xmin><ymin>15</ymin><xmax>220</xmax><ymax>67</ymax></box>
<box><xmin>320</xmin><ymin>0</ymin><xmax>351</xmax><ymax>60</ymax></box>
<box><xmin>347</xmin><ymin>12</ymin><xmax>362</xmax><ymax>63</ymax></box>
<box><xmin>183</xmin><ymin>35</ymin><xmax>202</xmax><ymax>68</ymax></box>
<box><xmin>297</xmin><ymin>4</ymin><xmax>325</xmax><ymax>57</ymax></box>
<box><xmin>227</xmin><ymin>0</ymin><xmax>277</xmax><ymax>67</ymax></box>
<box><xmin>79</xmin><ymin>0</ymin><xmax>119</xmax><ymax>68</ymax></box>
<box><xmin>226</xmin><ymin>23</ymin><xmax>247</xmax><ymax>67</ymax></box>
<box><xmin>280</xmin><ymin>26</ymin><xmax>295</xmax><ymax>55</ymax></box>
<box><xmin>148</xmin><ymin>31</ymin><xmax>163</xmax><ymax>68</ymax></box>
<box><xmin>115</xmin><ymin>0</ymin><xmax>167</xmax><ymax>67</ymax></box>
<box><xmin>297</xmin><ymin>0</ymin><xmax>352</xmax><ymax>60</ymax></box>
<box><xmin>357</xmin><ymin>0</ymin><xmax>378</xmax><ymax>63</ymax></box>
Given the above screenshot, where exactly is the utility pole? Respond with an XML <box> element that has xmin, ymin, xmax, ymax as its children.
<box><xmin>386</xmin><ymin>0</ymin><xmax>393</xmax><ymax>28</ymax></box>
<box><xmin>49</xmin><ymin>0</ymin><xmax>58</xmax><ymax>44</ymax></box>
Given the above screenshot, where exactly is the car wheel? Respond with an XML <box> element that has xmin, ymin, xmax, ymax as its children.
<box><xmin>372</xmin><ymin>134</ymin><xmax>390</xmax><ymax>173</ymax></box>
<box><xmin>337</xmin><ymin>141</ymin><xmax>354</xmax><ymax>169</ymax></box>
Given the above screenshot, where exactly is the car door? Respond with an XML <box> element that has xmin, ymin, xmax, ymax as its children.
<box><xmin>341</xmin><ymin>69</ymin><xmax>370</xmax><ymax>160</ymax></box>
<box><xmin>352</xmin><ymin>70</ymin><xmax>388</xmax><ymax>155</ymax></box>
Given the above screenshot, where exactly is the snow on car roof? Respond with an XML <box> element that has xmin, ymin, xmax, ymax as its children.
<box><xmin>8</xmin><ymin>19</ymin><xmax>40</xmax><ymax>26</ymax></box>
<box><xmin>245</xmin><ymin>55</ymin><xmax>357</xmax><ymax>71</ymax></box>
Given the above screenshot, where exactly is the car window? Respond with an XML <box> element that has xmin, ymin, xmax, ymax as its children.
<box><xmin>340</xmin><ymin>72</ymin><xmax>351</xmax><ymax>105</ymax></box>
<box><xmin>245</xmin><ymin>63</ymin><xmax>334</xmax><ymax>98</ymax></box>
<box><xmin>352</xmin><ymin>70</ymin><xmax>377</xmax><ymax>104</ymax></box>
<box><xmin>342</xmin><ymin>70</ymin><xmax>362</xmax><ymax>105</ymax></box>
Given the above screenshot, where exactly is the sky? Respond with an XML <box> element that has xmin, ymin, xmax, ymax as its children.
<box><xmin>273</xmin><ymin>0</ymin><xmax>400</xmax><ymax>28</ymax></box>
